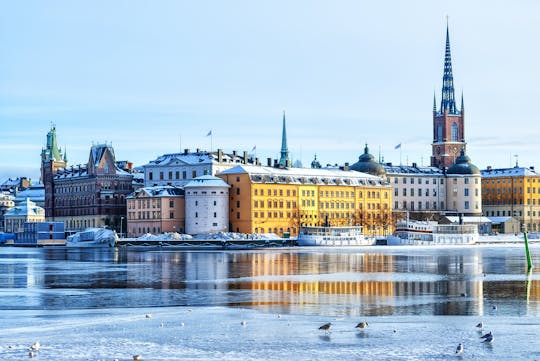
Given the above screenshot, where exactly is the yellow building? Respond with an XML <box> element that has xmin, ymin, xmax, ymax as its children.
<box><xmin>482</xmin><ymin>166</ymin><xmax>540</xmax><ymax>232</ymax></box>
<box><xmin>218</xmin><ymin>164</ymin><xmax>392</xmax><ymax>237</ymax></box>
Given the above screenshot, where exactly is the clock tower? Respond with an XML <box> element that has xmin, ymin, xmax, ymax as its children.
<box><xmin>431</xmin><ymin>24</ymin><xmax>465</xmax><ymax>169</ymax></box>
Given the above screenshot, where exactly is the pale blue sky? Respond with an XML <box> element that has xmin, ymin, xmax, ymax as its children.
<box><xmin>1</xmin><ymin>1</ymin><xmax>539</xmax><ymax>183</ymax></box>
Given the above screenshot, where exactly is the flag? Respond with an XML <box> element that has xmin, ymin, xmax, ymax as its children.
<box><xmin>394</xmin><ymin>143</ymin><xmax>401</xmax><ymax>149</ymax></box>
<box><xmin>251</xmin><ymin>145</ymin><xmax>256</xmax><ymax>151</ymax></box>
<box><xmin>206</xmin><ymin>130</ymin><xmax>212</xmax><ymax>137</ymax></box>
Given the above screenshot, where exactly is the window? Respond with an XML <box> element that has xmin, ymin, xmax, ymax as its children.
<box><xmin>464</xmin><ymin>178</ymin><xmax>469</xmax><ymax>184</ymax></box>
<box><xmin>236</xmin><ymin>201</ymin><xmax>240</xmax><ymax>208</ymax></box>
<box><xmin>195</xmin><ymin>212</ymin><xmax>198</xmax><ymax>218</ymax></box>
<box><xmin>464</xmin><ymin>201</ymin><xmax>470</xmax><ymax>209</ymax></box>
<box><xmin>437</xmin><ymin>124</ymin><xmax>443</xmax><ymax>141</ymax></box>
<box><xmin>168</xmin><ymin>171</ymin><xmax>172</xmax><ymax>179</ymax></box>
<box><xmin>169</xmin><ymin>211</ymin><xmax>174</xmax><ymax>219</ymax></box>
<box><xmin>451</xmin><ymin>122</ymin><xmax>458</xmax><ymax>141</ymax></box>
<box><xmin>236</xmin><ymin>188</ymin><xmax>240</xmax><ymax>195</ymax></box>
<box><xmin>214</xmin><ymin>212</ymin><xmax>217</xmax><ymax>218</ymax></box>
<box><xmin>192</xmin><ymin>170</ymin><xmax>197</xmax><ymax>178</ymax></box>
<box><xmin>214</xmin><ymin>201</ymin><xmax>217</xmax><ymax>206</ymax></box>
<box><xmin>149</xmin><ymin>172</ymin><xmax>153</xmax><ymax>180</ymax></box>
<box><xmin>236</xmin><ymin>176</ymin><xmax>240</xmax><ymax>182</ymax></box>
<box><xmin>160</xmin><ymin>172</ymin><xmax>164</xmax><ymax>180</ymax></box>
<box><xmin>182</xmin><ymin>171</ymin><xmax>187</xmax><ymax>179</ymax></box>
<box><xmin>464</xmin><ymin>189</ymin><xmax>469</xmax><ymax>196</ymax></box>
<box><xmin>402</xmin><ymin>189</ymin><xmax>407</xmax><ymax>196</ymax></box>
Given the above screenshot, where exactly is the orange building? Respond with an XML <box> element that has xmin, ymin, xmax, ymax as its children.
<box><xmin>218</xmin><ymin>164</ymin><xmax>392</xmax><ymax>237</ymax></box>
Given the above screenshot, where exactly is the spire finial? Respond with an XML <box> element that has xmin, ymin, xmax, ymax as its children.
<box><xmin>433</xmin><ymin>91</ymin><xmax>437</xmax><ymax>113</ymax></box>
<box><xmin>461</xmin><ymin>90</ymin><xmax>464</xmax><ymax>111</ymax></box>
<box><xmin>278</xmin><ymin>110</ymin><xmax>289</xmax><ymax>167</ymax></box>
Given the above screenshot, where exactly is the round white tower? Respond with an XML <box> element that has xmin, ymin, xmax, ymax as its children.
<box><xmin>184</xmin><ymin>175</ymin><xmax>230</xmax><ymax>235</ymax></box>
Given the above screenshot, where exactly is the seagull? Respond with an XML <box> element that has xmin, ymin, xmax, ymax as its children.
<box><xmin>355</xmin><ymin>321</ymin><xmax>369</xmax><ymax>329</ymax></box>
<box><xmin>480</xmin><ymin>331</ymin><xmax>492</xmax><ymax>339</ymax></box>
<box><xmin>492</xmin><ymin>305</ymin><xmax>497</xmax><ymax>311</ymax></box>
<box><xmin>482</xmin><ymin>333</ymin><xmax>494</xmax><ymax>344</ymax></box>
<box><xmin>180</xmin><ymin>322</ymin><xmax>185</xmax><ymax>327</ymax></box>
<box><xmin>145</xmin><ymin>314</ymin><xmax>152</xmax><ymax>319</ymax></box>
<box><xmin>160</xmin><ymin>322</ymin><xmax>164</xmax><ymax>328</ymax></box>
<box><xmin>277</xmin><ymin>314</ymin><xmax>281</xmax><ymax>319</ymax></box>
<box><xmin>241</xmin><ymin>320</ymin><xmax>247</xmax><ymax>326</ymax></box>
<box><xmin>460</xmin><ymin>293</ymin><xmax>467</xmax><ymax>297</ymax></box>
<box><xmin>319</xmin><ymin>322</ymin><xmax>332</xmax><ymax>333</ymax></box>
<box><xmin>455</xmin><ymin>343</ymin><xmax>464</xmax><ymax>356</ymax></box>
<box><xmin>29</xmin><ymin>351</ymin><xmax>35</xmax><ymax>358</ymax></box>
<box><xmin>29</xmin><ymin>341</ymin><xmax>40</xmax><ymax>351</ymax></box>
<box><xmin>133</xmin><ymin>355</ymin><xmax>141</xmax><ymax>361</ymax></box>
<box><xmin>476</xmin><ymin>322</ymin><xmax>483</xmax><ymax>329</ymax></box>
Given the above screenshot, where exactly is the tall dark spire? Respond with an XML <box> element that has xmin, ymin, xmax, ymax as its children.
<box><xmin>440</xmin><ymin>23</ymin><xmax>457</xmax><ymax>114</ymax></box>
<box><xmin>433</xmin><ymin>91</ymin><xmax>437</xmax><ymax>113</ymax></box>
<box><xmin>278</xmin><ymin>110</ymin><xmax>289</xmax><ymax>167</ymax></box>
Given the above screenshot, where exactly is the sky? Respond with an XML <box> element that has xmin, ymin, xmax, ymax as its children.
<box><xmin>1</xmin><ymin>1</ymin><xmax>539</xmax><ymax>183</ymax></box>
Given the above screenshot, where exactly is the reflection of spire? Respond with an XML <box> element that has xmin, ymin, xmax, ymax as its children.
<box><xmin>440</xmin><ymin>23</ymin><xmax>457</xmax><ymax>114</ymax></box>
<box><xmin>278</xmin><ymin>110</ymin><xmax>289</xmax><ymax>167</ymax></box>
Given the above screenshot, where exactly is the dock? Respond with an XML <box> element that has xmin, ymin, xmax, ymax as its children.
<box><xmin>116</xmin><ymin>238</ymin><xmax>294</xmax><ymax>249</ymax></box>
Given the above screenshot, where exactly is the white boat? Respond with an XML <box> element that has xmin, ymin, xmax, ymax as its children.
<box><xmin>66</xmin><ymin>228</ymin><xmax>117</xmax><ymax>247</ymax></box>
<box><xmin>297</xmin><ymin>226</ymin><xmax>374</xmax><ymax>246</ymax></box>
<box><xmin>386</xmin><ymin>219</ymin><xmax>479</xmax><ymax>246</ymax></box>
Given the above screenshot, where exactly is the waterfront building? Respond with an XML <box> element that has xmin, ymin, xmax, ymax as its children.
<box><xmin>184</xmin><ymin>175</ymin><xmax>230</xmax><ymax>235</ymax></box>
<box><xmin>142</xmin><ymin>148</ymin><xmax>257</xmax><ymax>188</ymax></box>
<box><xmin>16</xmin><ymin>221</ymin><xmax>65</xmax><ymax>246</ymax></box>
<box><xmin>445</xmin><ymin>149</ymin><xmax>482</xmax><ymax>216</ymax></box>
<box><xmin>217</xmin><ymin>164</ymin><xmax>392</xmax><ymax>237</ymax></box>
<box><xmin>126</xmin><ymin>186</ymin><xmax>185</xmax><ymax>237</ymax></box>
<box><xmin>45</xmin><ymin>141</ymin><xmax>133</xmax><ymax>232</ymax></box>
<box><xmin>3</xmin><ymin>198</ymin><xmax>45</xmax><ymax>233</ymax></box>
<box><xmin>481</xmin><ymin>165</ymin><xmax>540</xmax><ymax>232</ymax></box>
<box><xmin>13</xmin><ymin>184</ymin><xmax>45</xmax><ymax>207</ymax></box>
<box><xmin>0</xmin><ymin>192</ymin><xmax>15</xmax><ymax>232</ymax></box>
<box><xmin>0</xmin><ymin>177</ymin><xmax>30</xmax><ymax>193</ymax></box>
<box><xmin>431</xmin><ymin>24</ymin><xmax>466</xmax><ymax>168</ymax></box>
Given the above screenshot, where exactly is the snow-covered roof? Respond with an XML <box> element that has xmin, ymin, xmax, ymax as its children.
<box><xmin>383</xmin><ymin>164</ymin><xmax>443</xmax><ymax>176</ymax></box>
<box><xmin>13</xmin><ymin>185</ymin><xmax>45</xmax><ymax>204</ymax></box>
<box><xmin>444</xmin><ymin>216</ymin><xmax>492</xmax><ymax>224</ymax></box>
<box><xmin>0</xmin><ymin>178</ymin><xmax>23</xmax><ymax>187</ymax></box>
<box><xmin>218</xmin><ymin>164</ymin><xmax>387</xmax><ymax>186</ymax></box>
<box><xmin>481</xmin><ymin>166</ymin><xmax>540</xmax><ymax>178</ymax></box>
<box><xmin>184</xmin><ymin>175</ymin><xmax>231</xmax><ymax>188</ymax></box>
<box><xmin>142</xmin><ymin>150</ymin><xmax>256</xmax><ymax>168</ymax></box>
<box><xmin>488</xmin><ymin>216</ymin><xmax>516</xmax><ymax>223</ymax></box>
<box><xmin>4</xmin><ymin>198</ymin><xmax>44</xmax><ymax>217</ymax></box>
<box><xmin>127</xmin><ymin>186</ymin><xmax>184</xmax><ymax>199</ymax></box>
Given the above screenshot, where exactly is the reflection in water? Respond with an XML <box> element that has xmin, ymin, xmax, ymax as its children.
<box><xmin>0</xmin><ymin>246</ymin><xmax>538</xmax><ymax>316</ymax></box>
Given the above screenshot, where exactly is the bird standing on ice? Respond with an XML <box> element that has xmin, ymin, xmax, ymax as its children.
<box><xmin>455</xmin><ymin>343</ymin><xmax>464</xmax><ymax>356</ymax></box>
<box><xmin>355</xmin><ymin>321</ymin><xmax>368</xmax><ymax>329</ymax></box>
<box><xmin>319</xmin><ymin>322</ymin><xmax>332</xmax><ymax>334</ymax></box>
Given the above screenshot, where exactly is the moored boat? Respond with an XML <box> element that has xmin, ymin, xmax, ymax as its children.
<box><xmin>297</xmin><ymin>226</ymin><xmax>373</xmax><ymax>246</ymax></box>
<box><xmin>387</xmin><ymin>220</ymin><xmax>478</xmax><ymax>245</ymax></box>
<box><xmin>66</xmin><ymin>228</ymin><xmax>117</xmax><ymax>247</ymax></box>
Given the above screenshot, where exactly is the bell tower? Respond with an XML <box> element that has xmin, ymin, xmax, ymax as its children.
<box><xmin>431</xmin><ymin>23</ymin><xmax>466</xmax><ymax>168</ymax></box>
<box><xmin>40</xmin><ymin>125</ymin><xmax>67</xmax><ymax>219</ymax></box>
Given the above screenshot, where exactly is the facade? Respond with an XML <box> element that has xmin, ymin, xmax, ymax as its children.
<box><xmin>126</xmin><ymin>186</ymin><xmax>185</xmax><ymax>237</ymax></box>
<box><xmin>0</xmin><ymin>177</ymin><xmax>30</xmax><ymax>193</ymax></box>
<box><xmin>184</xmin><ymin>175</ymin><xmax>230</xmax><ymax>235</ymax></box>
<box><xmin>383</xmin><ymin>163</ymin><xmax>446</xmax><ymax>215</ymax></box>
<box><xmin>13</xmin><ymin>184</ymin><xmax>45</xmax><ymax>207</ymax></box>
<box><xmin>481</xmin><ymin>166</ymin><xmax>540</xmax><ymax>232</ymax></box>
<box><xmin>217</xmin><ymin>164</ymin><xmax>393</xmax><ymax>237</ymax></box>
<box><xmin>47</xmin><ymin>143</ymin><xmax>133</xmax><ymax>232</ymax></box>
<box><xmin>431</xmin><ymin>25</ymin><xmax>466</xmax><ymax>168</ymax></box>
<box><xmin>4</xmin><ymin>198</ymin><xmax>45</xmax><ymax>233</ymax></box>
<box><xmin>445</xmin><ymin>149</ymin><xmax>482</xmax><ymax>216</ymax></box>
<box><xmin>143</xmin><ymin>148</ymin><xmax>257</xmax><ymax>188</ymax></box>
<box><xmin>16</xmin><ymin>221</ymin><xmax>65</xmax><ymax>245</ymax></box>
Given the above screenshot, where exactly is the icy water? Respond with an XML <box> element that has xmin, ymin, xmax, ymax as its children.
<box><xmin>0</xmin><ymin>245</ymin><xmax>539</xmax><ymax>360</ymax></box>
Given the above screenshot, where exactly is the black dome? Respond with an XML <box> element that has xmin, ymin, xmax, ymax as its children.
<box><xmin>350</xmin><ymin>144</ymin><xmax>386</xmax><ymax>177</ymax></box>
<box><xmin>447</xmin><ymin>148</ymin><xmax>480</xmax><ymax>175</ymax></box>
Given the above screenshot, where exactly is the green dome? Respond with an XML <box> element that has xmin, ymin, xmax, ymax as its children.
<box><xmin>447</xmin><ymin>148</ymin><xmax>480</xmax><ymax>175</ymax></box>
<box><xmin>350</xmin><ymin>144</ymin><xmax>386</xmax><ymax>177</ymax></box>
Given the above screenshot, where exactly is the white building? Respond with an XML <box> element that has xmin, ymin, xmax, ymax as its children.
<box><xmin>143</xmin><ymin>148</ymin><xmax>256</xmax><ymax>188</ymax></box>
<box><xmin>4</xmin><ymin>198</ymin><xmax>45</xmax><ymax>233</ymax></box>
<box><xmin>444</xmin><ymin>149</ymin><xmax>482</xmax><ymax>216</ymax></box>
<box><xmin>184</xmin><ymin>175</ymin><xmax>231</xmax><ymax>235</ymax></box>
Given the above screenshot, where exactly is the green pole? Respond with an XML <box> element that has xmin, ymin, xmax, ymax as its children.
<box><xmin>523</xmin><ymin>232</ymin><xmax>533</xmax><ymax>271</ymax></box>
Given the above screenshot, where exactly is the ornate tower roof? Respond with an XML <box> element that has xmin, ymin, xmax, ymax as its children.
<box><xmin>41</xmin><ymin>125</ymin><xmax>63</xmax><ymax>162</ymax></box>
<box><xmin>278</xmin><ymin>110</ymin><xmax>290</xmax><ymax>167</ymax></box>
<box><xmin>440</xmin><ymin>23</ymin><xmax>458</xmax><ymax>114</ymax></box>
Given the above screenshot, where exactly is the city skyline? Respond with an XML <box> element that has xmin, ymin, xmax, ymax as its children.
<box><xmin>1</xmin><ymin>1</ymin><xmax>539</xmax><ymax>182</ymax></box>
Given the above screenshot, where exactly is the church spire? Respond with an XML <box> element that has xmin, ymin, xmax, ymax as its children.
<box><xmin>440</xmin><ymin>22</ymin><xmax>457</xmax><ymax>114</ymax></box>
<box><xmin>278</xmin><ymin>110</ymin><xmax>289</xmax><ymax>167</ymax></box>
<box><xmin>433</xmin><ymin>91</ymin><xmax>437</xmax><ymax>113</ymax></box>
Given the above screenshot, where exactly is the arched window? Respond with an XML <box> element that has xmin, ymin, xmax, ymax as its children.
<box><xmin>437</xmin><ymin>124</ymin><xmax>443</xmax><ymax>141</ymax></box>
<box><xmin>451</xmin><ymin>122</ymin><xmax>458</xmax><ymax>141</ymax></box>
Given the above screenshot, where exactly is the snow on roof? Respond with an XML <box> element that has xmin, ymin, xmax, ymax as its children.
<box><xmin>481</xmin><ymin>167</ymin><xmax>539</xmax><ymax>178</ymax></box>
<box><xmin>4</xmin><ymin>198</ymin><xmax>44</xmax><ymax>217</ymax></box>
<box><xmin>488</xmin><ymin>216</ymin><xmax>516</xmax><ymax>223</ymax></box>
<box><xmin>383</xmin><ymin>164</ymin><xmax>443</xmax><ymax>175</ymax></box>
<box><xmin>218</xmin><ymin>164</ymin><xmax>387</xmax><ymax>186</ymax></box>
<box><xmin>127</xmin><ymin>185</ymin><xmax>184</xmax><ymax>199</ymax></box>
<box><xmin>13</xmin><ymin>185</ymin><xmax>45</xmax><ymax>203</ymax></box>
<box><xmin>444</xmin><ymin>216</ymin><xmax>492</xmax><ymax>223</ymax></box>
<box><xmin>142</xmin><ymin>150</ymin><xmax>255</xmax><ymax>168</ymax></box>
<box><xmin>184</xmin><ymin>175</ymin><xmax>231</xmax><ymax>188</ymax></box>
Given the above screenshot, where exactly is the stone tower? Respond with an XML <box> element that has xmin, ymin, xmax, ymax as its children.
<box><xmin>40</xmin><ymin>125</ymin><xmax>66</xmax><ymax>219</ymax></box>
<box><xmin>431</xmin><ymin>24</ymin><xmax>466</xmax><ymax>169</ymax></box>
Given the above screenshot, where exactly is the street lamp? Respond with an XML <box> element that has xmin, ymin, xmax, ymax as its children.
<box><xmin>120</xmin><ymin>216</ymin><xmax>124</xmax><ymax>238</ymax></box>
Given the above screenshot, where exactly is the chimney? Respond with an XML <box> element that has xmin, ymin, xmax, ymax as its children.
<box><xmin>412</xmin><ymin>162</ymin><xmax>417</xmax><ymax>168</ymax></box>
<box><xmin>274</xmin><ymin>159</ymin><xmax>278</xmax><ymax>168</ymax></box>
<box><xmin>286</xmin><ymin>160</ymin><xmax>291</xmax><ymax>168</ymax></box>
<box><xmin>232</xmin><ymin>150</ymin><xmax>237</xmax><ymax>157</ymax></box>
<box><xmin>267</xmin><ymin>157</ymin><xmax>272</xmax><ymax>167</ymax></box>
<box><xmin>486</xmin><ymin>166</ymin><xmax>492</xmax><ymax>171</ymax></box>
<box><xmin>343</xmin><ymin>162</ymin><xmax>350</xmax><ymax>171</ymax></box>
<box><xmin>184</xmin><ymin>148</ymin><xmax>189</xmax><ymax>155</ymax></box>
<box><xmin>243</xmin><ymin>151</ymin><xmax>248</xmax><ymax>164</ymax></box>
<box><xmin>218</xmin><ymin>149</ymin><xmax>223</xmax><ymax>163</ymax></box>
<box><xmin>196</xmin><ymin>148</ymin><xmax>200</xmax><ymax>153</ymax></box>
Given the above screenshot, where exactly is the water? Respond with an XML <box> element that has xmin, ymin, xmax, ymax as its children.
<box><xmin>0</xmin><ymin>245</ymin><xmax>539</xmax><ymax>360</ymax></box>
